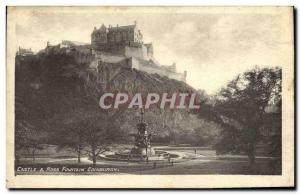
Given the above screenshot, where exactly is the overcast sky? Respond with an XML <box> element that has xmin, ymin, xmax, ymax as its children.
<box><xmin>12</xmin><ymin>7</ymin><xmax>292</xmax><ymax>94</ymax></box>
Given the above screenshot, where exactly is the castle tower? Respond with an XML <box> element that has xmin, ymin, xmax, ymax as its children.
<box><xmin>91</xmin><ymin>24</ymin><xmax>108</xmax><ymax>50</ymax></box>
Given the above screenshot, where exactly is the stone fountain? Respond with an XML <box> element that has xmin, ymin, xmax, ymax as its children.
<box><xmin>130</xmin><ymin>109</ymin><xmax>155</xmax><ymax>160</ymax></box>
<box><xmin>97</xmin><ymin>109</ymin><xmax>181</xmax><ymax>162</ymax></box>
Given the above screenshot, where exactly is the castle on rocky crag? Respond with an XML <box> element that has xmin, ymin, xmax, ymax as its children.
<box><xmin>29</xmin><ymin>21</ymin><xmax>187</xmax><ymax>82</ymax></box>
<box><xmin>90</xmin><ymin>21</ymin><xmax>187</xmax><ymax>82</ymax></box>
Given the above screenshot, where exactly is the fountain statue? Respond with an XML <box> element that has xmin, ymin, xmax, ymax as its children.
<box><xmin>130</xmin><ymin>109</ymin><xmax>154</xmax><ymax>159</ymax></box>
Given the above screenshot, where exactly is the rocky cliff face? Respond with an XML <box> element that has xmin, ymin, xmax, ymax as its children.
<box><xmin>15</xmin><ymin>50</ymin><xmax>221</xmax><ymax>145</ymax></box>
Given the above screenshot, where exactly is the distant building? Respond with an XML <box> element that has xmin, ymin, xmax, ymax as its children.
<box><xmin>16</xmin><ymin>47</ymin><xmax>34</xmax><ymax>56</ymax></box>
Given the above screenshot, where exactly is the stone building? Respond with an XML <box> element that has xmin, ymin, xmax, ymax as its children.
<box><xmin>42</xmin><ymin>41</ymin><xmax>94</xmax><ymax>65</ymax></box>
<box><xmin>91</xmin><ymin>22</ymin><xmax>187</xmax><ymax>82</ymax></box>
<box><xmin>16</xmin><ymin>47</ymin><xmax>34</xmax><ymax>56</ymax></box>
<box><xmin>91</xmin><ymin>21</ymin><xmax>143</xmax><ymax>50</ymax></box>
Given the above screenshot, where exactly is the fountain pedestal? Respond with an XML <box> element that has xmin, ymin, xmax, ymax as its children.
<box><xmin>130</xmin><ymin>109</ymin><xmax>154</xmax><ymax>159</ymax></box>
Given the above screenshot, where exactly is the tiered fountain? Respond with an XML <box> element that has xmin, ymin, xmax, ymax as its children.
<box><xmin>98</xmin><ymin>109</ymin><xmax>180</xmax><ymax>162</ymax></box>
<box><xmin>130</xmin><ymin>109</ymin><xmax>155</xmax><ymax>160</ymax></box>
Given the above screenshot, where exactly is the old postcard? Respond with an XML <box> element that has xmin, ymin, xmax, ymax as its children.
<box><xmin>6</xmin><ymin>6</ymin><xmax>294</xmax><ymax>188</ymax></box>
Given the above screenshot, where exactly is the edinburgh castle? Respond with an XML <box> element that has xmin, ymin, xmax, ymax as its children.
<box><xmin>90</xmin><ymin>21</ymin><xmax>186</xmax><ymax>82</ymax></box>
<box><xmin>18</xmin><ymin>21</ymin><xmax>187</xmax><ymax>82</ymax></box>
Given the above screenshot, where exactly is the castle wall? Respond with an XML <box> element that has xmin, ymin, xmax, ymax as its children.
<box><xmin>129</xmin><ymin>57</ymin><xmax>186</xmax><ymax>82</ymax></box>
<box><xmin>130</xmin><ymin>57</ymin><xmax>140</xmax><ymax>70</ymax></box>
<box><xmin>124</xmin><ymin>45</ymin><xmax>149</xmax><ymax>60</ymax></box>
<box><xmin>144</xmin><ymin>44</ymin><xmax>153</xmax><ymax>58</ymax></box>
<box><xmin>142</xmin><ymin>66</ymin><xmax>166</xmax><ymax>75</ymax></box>
<box><xmin>73</xmin><ymin>52</ymin><xmax>94</xmax><ymax>64</ymax></box>
<box><xmin>95</xmin><ymin>52</ymin><xmax>126</xmax><ymax>64</ymax></box>
<box><xmin>90</xmin><ymin>51</ymin><xmax>132</xmax><ymax>72</ymax></box>
<box><xmin>166</xmin><ymin>72</ymin><xmax>186</xmax><ymax>82</ymax></box>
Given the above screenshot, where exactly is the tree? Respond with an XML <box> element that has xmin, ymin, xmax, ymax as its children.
<box><xmin>82</xmin><ymin>113</ymin><xmax>112</xmax><ymax>166</ymax></box>
<box><xmin>213</xmin><ymin>67</ymin><xmax>281</xmax><ymax>167</ymax></box>
<box><xmin>15</xmin><ymin>120</ymin><xmax>43</xmax><ymax>162</ymax></box>
<box><xmin>55</xmin><ymin>122</ymin><xmax>85</xmax><ymax>164</ymax></box>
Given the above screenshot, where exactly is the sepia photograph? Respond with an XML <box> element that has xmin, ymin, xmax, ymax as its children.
<box><xmin>6</xmin><ymin>6</ymin><xmax>294</xmax><ymax>188</ymax></box>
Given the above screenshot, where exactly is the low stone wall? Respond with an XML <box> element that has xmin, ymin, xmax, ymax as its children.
<box><xmin>130</xmin><ymin>57</ymin><xmax>186</xmax><ymax>82</ymax></box>
<box><xmin>124</xmin><ymin>45</ymin><xmax>149</xmax><ymax>60</ymax></box>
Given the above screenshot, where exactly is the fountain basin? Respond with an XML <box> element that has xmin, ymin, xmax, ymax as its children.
<box><xmin>97</xmin><ymin>149</ymin><xmax>180</xmax><ymax>162</ymax></box>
